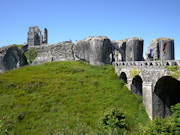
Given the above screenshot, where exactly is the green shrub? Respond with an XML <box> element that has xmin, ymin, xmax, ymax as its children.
<box><xmin>149</xmin><ymin>117</ymin><xmax>175</xmax><ymax>134</ymax></box>
<box><xmin>96</xmin><ymin>127</ymin><xmax>126</xmax><ymax>135</ymax></box>
<box><xmin>171</xmin><ymin>103</ymin><xmax>180</xmax><ymax>134</ymax></box>
<box><xmin>101</xmin><ymin>108</ymin><xmax>126</xmax><ymax>130</ymax></box>
<box><xmin>139</xmin><ymin>103</ymin><xmax>180</xmax><ymax>135</ymax></box>
<box><xmin>139</xmin><ymin>117</ymin><xmax>176</xmax><ymax>135</ymax></box>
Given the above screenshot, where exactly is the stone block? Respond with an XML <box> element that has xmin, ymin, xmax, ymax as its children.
<box><xmin>74</xmin><ymin>36</ymin><xmax>111</xmax><ymax>66</ymax></box>
<box><xmin>31</xmin><ymin>42</ymin><xmax>74</xmax><ymax>65</ymax></box>
<box><xmin>0</xmin><ymin>46</ymin><xmax>28</xmax><ymax>73</ymax></box>
<box><xmin>126</xmin><ymin>37</ymin><xmax>144</xmax><ymax>61</ymax></box>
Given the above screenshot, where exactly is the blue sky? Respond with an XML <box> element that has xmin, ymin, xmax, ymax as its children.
<box><xmin>0</xmin><ymin>0</ymin><xmax>180</xmax><ymax>59</ymax></box>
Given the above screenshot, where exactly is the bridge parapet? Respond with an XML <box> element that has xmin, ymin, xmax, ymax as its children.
<box><xmin>115</xmin><ymin>60</ymin><xmax>180</xmax><ymax>67</ymax></box>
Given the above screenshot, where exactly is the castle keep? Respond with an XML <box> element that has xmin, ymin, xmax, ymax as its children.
<box><xmin>27</xmin><ymin>26</ymin><xmax>48</xmax><ymax>46</ymax></box>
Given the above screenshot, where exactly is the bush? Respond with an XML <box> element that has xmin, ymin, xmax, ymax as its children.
<box><xmin>147</xmin><ymin>117</ymin><xmax>176</xmax><ymax>135</ymax></box>
<box><xmin>138</xmin><ymin>117</ymin><xmax>176</xmax><ymax>135</ymax></box>
<box><xmin>139</xmin><ymin>103</ymin><xmax>180</xmax><ymax>135</ymax></box>
<box><xmin>101</xmin><ymin>108</ymin><xmax>126</xmax><ymax>130</ymax></box>
<box><xmin>171</xmin><ymin>103</ymin><xmax>180</xmax><ymax>134</ymax></box>
<box><xmin>96</xmin><ymin>127</ymin><xmax>126</xmax><ymax>135</ymax></box>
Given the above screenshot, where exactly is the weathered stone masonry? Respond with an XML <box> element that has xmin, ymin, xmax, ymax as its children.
<box><xmin>115</xmin><ymin>61</ymin><xmax>180</xmax><ymax>120</ymax></box>
<box><xmin>146</xmin><ymin>38</ymin><xmax>174</xmax><ymax>61</ymax></box>
<box><xmin>74</xmin><ymin>36</ymin><xmax>111</xmax><ymax>66</ymax></box>
<box><xmin>29</xmin><ymin>36</ymin><xmax>112</xmax><ymax>66</ymax></box>
<box><xmin>1</xmin><ymin>26</ymin><xmax>180</xmax><ymax>121</ymax></box>
<box><xmin>0</xmin><ymin>46</ymin><xmax>28</xmax><ymax>73</ymax></box>
<box><xmin>31</xmin><ymin>42</ymin><xmax>74</xmax><ymax>65</ymax></box>
<box><xmin>27</xmin><ymin>26</ymin><xmax>48</xmax><ymax>46</ymax></box>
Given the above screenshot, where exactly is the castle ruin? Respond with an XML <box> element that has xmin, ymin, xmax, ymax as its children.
<box><xmin>146</xmin><ymin>38</ymin><xmax>174</xmax><ymax>61</ymax></box>
<box><xmin>27</xmin><ymin>26</ymin><xmax>48</xmax><ymax>46</ymax></box>
<box><xmin>0</xmin><ymin>26</ymin><xmax>179</xmax><ymax>120</ymax></box>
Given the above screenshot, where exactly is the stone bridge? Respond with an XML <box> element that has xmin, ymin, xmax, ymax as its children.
<box><xmin>115</xmin><ymin>60</ymin><xmax>180</xmax><ymax>120</ymax></box>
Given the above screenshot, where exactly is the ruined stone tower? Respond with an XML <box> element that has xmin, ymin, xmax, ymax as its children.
<box><xmin>126</xmin><ymin>37</ymin><xmax>144</xmax><ymax>61</ymax></box>
<box><xmin>44</xmin><ymin>28</ymin><xmax>48</xmax><ymax>44</ymax></box>
<box><xmin>27</xmin><ymin>26</ymin><xmax>48</xmax><ymax>46</ymax></box>
<box><xmin>146</xmin><ymin>38</ymin><xmax>174</xmax><ymax>60</ymax></box>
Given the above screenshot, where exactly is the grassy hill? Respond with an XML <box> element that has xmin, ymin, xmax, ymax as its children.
<box><xmin>0</xmin><ymin>61</ymin><xmax>149</xmax><ymax>134</ymax></box>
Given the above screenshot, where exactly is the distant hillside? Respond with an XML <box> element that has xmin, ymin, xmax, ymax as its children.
<box><xmin>0</xmin><ymin>61</ymin><xmax>149</xmax><ymax>134</ymax></box>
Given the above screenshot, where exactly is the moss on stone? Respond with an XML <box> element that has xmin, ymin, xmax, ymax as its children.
<box><xmin>24</xmin><ymin>48</ymin><xmax>37</xmax><ymax>64</ymax></box>
<box><xmin>117</xmin><ymin>67</ymin><xmax>121</xmax><ymax>70</ymax></box>
<box><xmin>129</xmin><ymin>67</ymin><xmax>140</xmax><ymax>78</ymax></box>
<box><xmin>12</xmin><ymin>44</ymin><xmax>24</xmax><ymax>49</ymax></box>
<box><xmin>155</xmin><ymin>58</ymin><xmax>161</xmax><ymax>61</ymax></box>
<box><xmin>156</xmin><ymin>37</ymin><xmax>173</xmax><ymax>41</ymax></box>
<box><xmin>165</xmin><ymin>65</ymin><xmax>180</xmax><ymax>79</ymax></box>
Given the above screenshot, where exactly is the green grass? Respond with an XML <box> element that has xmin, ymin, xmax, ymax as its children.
<box><xmin>0</xmin><ymin>61</ymin><xmax>149</xmax><ymax>134</ymax></box>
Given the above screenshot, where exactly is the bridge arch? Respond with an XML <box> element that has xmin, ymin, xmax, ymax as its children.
<box><xmin>173</xmin><ymin>62</ymin><xmax>177</xmax><ymax>66</ymax></box>
<box><xmin>119</xmin><ymin>72</ymin><xmax>127</xmax><ymax>83</ymax></box>
<box><xmin>166</xmin><ymin>62</ymin><xmax>170</xmax><ymax>66</ymax></box>
<box><xmin>131</xmin><ymin>75</ymin><xmax>143</xmax><ymax>96</ymax></box>
<box><xmin>152</xmin><ymin>76</ymin><xmax>180</xmax><ymax>118</ymax></box>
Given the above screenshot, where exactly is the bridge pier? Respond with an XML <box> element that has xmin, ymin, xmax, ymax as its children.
<box><xmin>126</xmin><ymin>78</ymin><xmax>132</xmax><ymax>90</ymax></box>
<box><xmin>142</xmin><ymin>82</ymin><xmax>153</xmax><ymax>120</ymax></box>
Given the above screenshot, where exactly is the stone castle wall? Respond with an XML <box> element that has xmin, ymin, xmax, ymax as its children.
<box><xmin>31</xmin><ymin>36</ymin><xmax>112</xmax><ymax>66</ymax></box>
<box><xmin>146</xmin><ymin>38</ymin><xmax>174</xmax><ymax>60</ymax></box>
<box><xmin>0</xmin><ymin>36</ymin><xmax>175</xmax><ymax>73</ymax></box>
<box><xmin>74</xmin><ymin>36</ymin><xmax>111</xmax><ymax>66</ymax></box>
<box><xmin>31</xmin><ymin>42</ymin><xmax>74</xmax><ymax>65</ymax></box>
<box><xmin>0</xmin><ymin>46</ymin><xmax>28</xmax><ymax>73</ymax></box>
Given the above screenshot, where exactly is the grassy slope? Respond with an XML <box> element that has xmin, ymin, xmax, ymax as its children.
<box><xmin>0</xmin><ymin>61</ymin><xmax>149</xmax><ymax>134</ymax></box>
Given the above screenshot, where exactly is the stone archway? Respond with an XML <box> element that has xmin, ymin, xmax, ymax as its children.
<box><xmin>119</xmin><ymin>72</ymin><xmax>127</xmax><ymax>83</ymax></box>
<box><xmin>153</xmin><ymin>76</ymin><xmax>180</xmax><ymax>118</ymax></box>
<box><xmin>131</xmin><ymin>75</ymin><xmax>143</xmax><ymax>96</ymax></box>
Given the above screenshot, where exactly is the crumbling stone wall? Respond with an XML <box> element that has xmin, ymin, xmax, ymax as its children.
<box><xmin>27</xmin><ymin>26</ymin><xmax>48</xmax><ymax>46</ymax></box>
<box><xmin>111</xmin><ymin>40</ymin><xmax>126</xmax><ymax>62</ymax></box>
<box><xmin>0</xmin><ymin>55</ymin><xmax>3</xmax><ymax>73</ymax></box>
<box><xmin>31</xmin><ymin>42</ymin><xmax>74</xmax><ymax>65</ymax></box>
<box><xmin>0</xmin><ymin>46</ymin><xmax>28</xmax><ymax>73</ymax></box>
<box><xmin>74</xmin><ymin>36</ymin><xmax>111</xmax><ymax>66</ymax></box>
<box><xmin>126</xmin><ymin>37</ymin><xmax>144</xmax><ymax>61</ymax></box>
<box><xmin>146</xmin><ymin>38</ymin><xmax>174</xmax><ymax>60</ymax></box>
<box><xmin>31</xmin><ymin>36</ymin><xmax>112</xmax><ymax>66</ymax></box>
